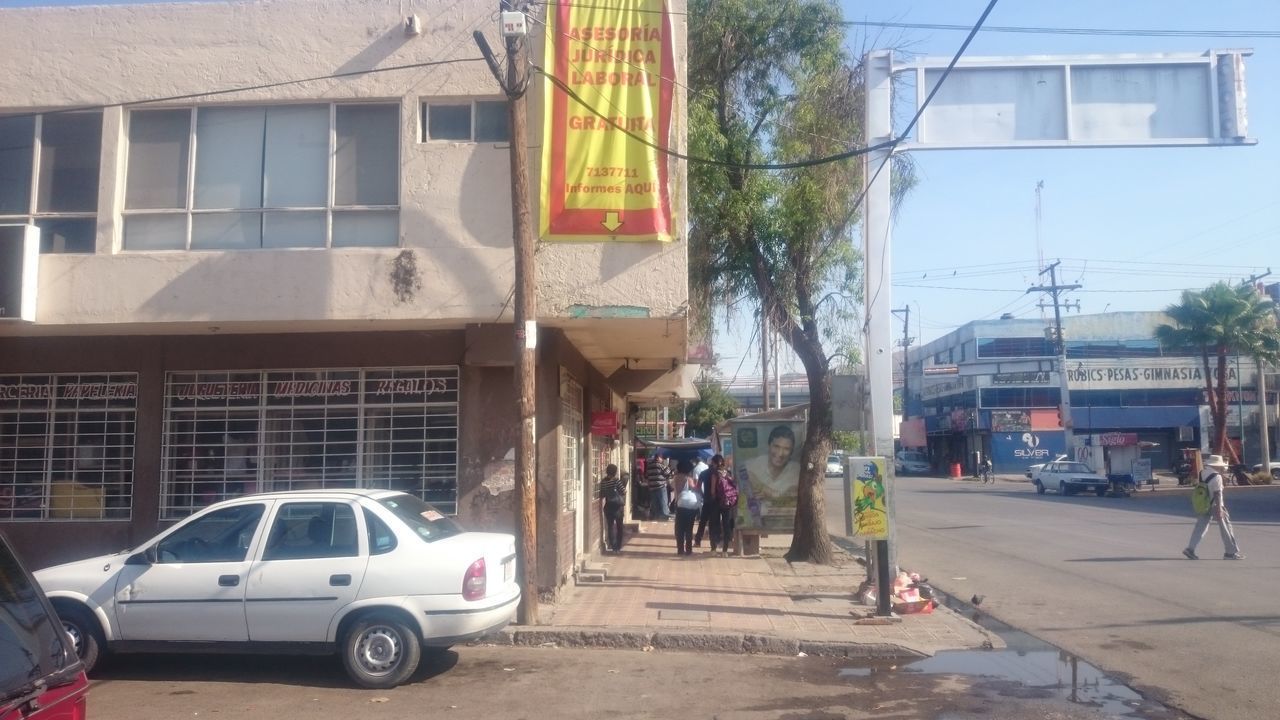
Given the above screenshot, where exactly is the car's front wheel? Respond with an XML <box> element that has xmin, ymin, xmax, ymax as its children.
<box><xmin>55</xmin><ymin>604</ymin><xmax>103</xmax><ymax>673</ymax></box>
<box><xmin>342</xmin><ymin>614</ymin><xmax>422</xmax><ymax>689</ymax></box>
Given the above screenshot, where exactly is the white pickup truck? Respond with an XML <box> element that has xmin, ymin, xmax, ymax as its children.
<box><xmin>1031</xmin><ymin>459</ymin><xmax>1111</xmax><ymax>496</ymax></box>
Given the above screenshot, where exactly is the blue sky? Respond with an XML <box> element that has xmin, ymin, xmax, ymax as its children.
<box><xmin>715</xmin><ymin>0</ymin><xmax>1280</xmax><ymax>382</ymax></box>
<box><xmin>5</xmin><ymin>0</ymin><xmax>1278</xmax><ymax>381</ymax></box>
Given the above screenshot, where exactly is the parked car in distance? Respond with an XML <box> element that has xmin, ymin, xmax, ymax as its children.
<box><xmin>825</xmin><ymin>454</ymin><xmax>844</xmax><ymax>477</ymax></box>
<box><xmin>36</xmin><ymin>489</ymin><xmax>519</xmax><ymax>689</ymax></box>
<box><xmin>1032</xmin><ymin>460</ymin><xmax>1111</xmax><ymax>497</ymax></box>
<box><xmin>0</xmin><ymin>532</ymin><xmax>90</xmax><ymax>720</ymax></box>
<box><xmin>894</xmin><ymin>450</ymin><xmax>931</xmax><ymax>475</ymax></box>
<box><xmin>1024</xmin><ymin>454</ymin><xmax>1069</xmax><ymax>479</ymax></box>
<box><xmin>1251</xmin><ymin>461</ymin><xmax>1280</xmax><ymax>481</ymax></box>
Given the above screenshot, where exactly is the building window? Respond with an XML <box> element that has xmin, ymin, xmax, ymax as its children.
<box><xmin>560</xmin><ymin>371</ymin><xmax>583</xmax><ymax>512</ymax></box>
<box><xmin>123</xmin><ymin>104</ymin><xmax>399</xmax><ymax>251</ymax></box>
<box><xmin>423</xmin><ymin>100</ymin><xmax>510</xmax><ymax>142</ymax></box>
<box><xmin>0</xmin><ymin>112</ymin><xmax>103</xmax><ymax>254</ymax></box>
<box><xmin>160</xmin><ymin>366</ymin><xmax>458</xmax><ymax>519</ymax></box>
<box><xmin>976</xmin><ymin>337</ymin><xmax>1055</xmax><ymax>359</ymax></box>
<box><xmin>0</xmin><ymin>373</ymin><xmax>137</xmax><ymax>521</ymax></box>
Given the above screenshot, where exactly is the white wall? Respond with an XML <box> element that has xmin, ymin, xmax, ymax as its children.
<box><xmin>0</xmin><ymin>0</ymin><xmax>687</xmax><ymax>332</ymax></box>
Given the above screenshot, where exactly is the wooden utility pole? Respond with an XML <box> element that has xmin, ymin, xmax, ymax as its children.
<box><xmin>474</xmin><ymin>1</ymin><xmax>538</xmax><ymax>624</ymax></box>
<box><xmin>1028</xmin><ymin>261</ymin><xmax>1081</xmax><ymax>455</ymax></box>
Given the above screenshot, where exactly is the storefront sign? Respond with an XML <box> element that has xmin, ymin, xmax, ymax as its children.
<box><xmin>540</xmin><ymin>0</ymin><xmax>675</xmax><ymax>241</ymax></box>
<box><xmin>1066</xmin><ymin>359</ymin><xmax>1247</xmax><ymax>390</ymax></box>
<box><xmin>923</xmin><ymin>365</ymin><xmax>959</xmax><ymax>376</ymax></box>
<box><xmin>991</xmin><ymin>410</ymin><xmax>1030</xmax><ymax>432</ymax></box>
<box><xmin>0</xmin><ymin>374</ymin><xmax>139</xmax><ymax>405</ymax></box>
<box><xmin>590</xmin><ymin>410</ymin><xmax>618</xmax><ymax>436</ymax></box>
<box><xmin>921</xmin><ymin>375</ymin><xmax>971</xmax><ymax>400</ymax></box>
<box><xmin>850</xmin><ymin>456</ymin><xmax>889</xmax><ymax>540</ymax></box>
<box><xmin>991</xmin><ymin>371</ymin><xmax>1050</xmax><ymax>385</ymax></box>
<box><xmin>991</xmin><ymin>430</ymin><xmax>1066</xmax><ymax>473</ymax></box>
<box><xmin>1098</xmin><ymin>431</ymin><xmax>1138</xmax><ymax>447</ymax></box>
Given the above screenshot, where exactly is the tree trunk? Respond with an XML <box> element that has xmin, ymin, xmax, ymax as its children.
<box><xmin>1214</xmin><ymin>344</ymin><xmax>1240</xmax><ymax>463</ymax></box>
<box><xmin>784</xmin><ymin>326</ymin><xmax>835</xmax><ymax>564</ymax></box>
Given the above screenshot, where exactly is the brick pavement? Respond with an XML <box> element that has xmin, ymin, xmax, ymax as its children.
<box><xmin>517</xmin><ymin>523</ymin><xmax>1001</xmax><ymax>658</ymax></box>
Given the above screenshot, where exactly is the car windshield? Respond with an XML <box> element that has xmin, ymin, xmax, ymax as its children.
<box><xmin>1059</xmin><ymin>462</ymin><xmax>1093</xmax><ymax>473</ymax></box>
<box><xmin>377</xmin><ymin>493</ymin><xmax>464</xmax><ymax>543</ymax></box>
<box><xmin>827</xmin><ymin>455</ymin><xmax>841</xmax><ymax>464</ymax></box>
<box><xmin>900</xmin><ymin>452</ymin><xmax>927</xmax><ymax>462</ymax></box>
<box><xmin>0</xmin><ymin>536</ymin><xmax>76</xmax><ymax>704</ymax></box>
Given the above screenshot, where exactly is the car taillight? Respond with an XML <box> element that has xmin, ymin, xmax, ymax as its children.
<box><xmin>463</xmin><ymin>558</ymin><xmax>487</xmax><ymax>601</ymax></box>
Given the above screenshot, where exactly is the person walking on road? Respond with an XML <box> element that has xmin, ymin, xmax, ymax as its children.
<box><xmin>598</xmin><ymin>464</ymin><xmax>627</xmax><ymax>553</ymax></box>
<box><xmin>1183</xmin><ymin>454</ymin><xmax>1245</xmax><ymax>560</ymax></box>
<box><xmin>671</xmin><ymin>459</ymin><xmax>703</xmax><ymax>556</ymax></box>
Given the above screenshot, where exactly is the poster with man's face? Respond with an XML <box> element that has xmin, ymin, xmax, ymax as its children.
<box><xmin>731</xmin><ymin>420</ymin><xmax>806</xmax><ymax>532</ymax></box>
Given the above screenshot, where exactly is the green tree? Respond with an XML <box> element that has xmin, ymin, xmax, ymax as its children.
<box><xmin>687</xmin><ymin>0</ymin><xmax>912</xmax><ymax>562</ymax></box>
<box><xmin>1155</xmin><ymin>282</ymin><xmax>1280</xmax><ymax>463</ymax></box>
<box><xmin>686</xmin><ymin>381</ymin><xmax>739</xmax><ymax>437</ymax></box>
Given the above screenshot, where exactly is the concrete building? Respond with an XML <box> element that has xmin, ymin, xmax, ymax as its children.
<box><xmin>905</xmin><ymin>311</ymin><xmax>1274</xmax><ymax>476</ymax></box>
<box><xmin>0</xmin><ymin>0</ymin><xmax>693</xmax><ymax>594</ymax></box>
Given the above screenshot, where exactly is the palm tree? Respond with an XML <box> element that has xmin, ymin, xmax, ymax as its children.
<box><xmin>1155</xmin><ymin>282</ymin><xmax>1280</xmax><ymax>464</ymax></box>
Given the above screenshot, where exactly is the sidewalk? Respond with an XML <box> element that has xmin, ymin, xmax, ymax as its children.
<box><xmin>487</xmin><ymin>523</ymin><xmax>1002</xmax><ymax>659</ymax></box>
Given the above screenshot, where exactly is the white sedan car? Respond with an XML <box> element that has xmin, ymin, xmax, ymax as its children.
<box><xmin>36</xmin><ymin>489</ymin><xmax>519</xmax><ymax>689</ymax></box>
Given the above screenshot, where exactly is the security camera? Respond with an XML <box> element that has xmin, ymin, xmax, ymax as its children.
<box><xmin>876</xmin><ymin>348</ymin><xmax>885</xmax><ymax>355</ymax></box>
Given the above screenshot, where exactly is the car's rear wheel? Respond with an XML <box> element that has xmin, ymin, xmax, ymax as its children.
<box><xmin>55</xmin><ymin>604</ymin><xmax>103</xmax><ymax>673</ymax></box>
<box><xmin>1272</xmin><ymin>468</ymin><xmax>1280</xmax><ymax>482</ymax></box>
<box><xmin>342</xmin><ymin>614</ymin><xmax>422</xmax><ymax>689</ymax></box>
<box><xmin>1034</xmin><ymin>480</ymin><xmax>1045</xmax><ymax>495</ymax></box>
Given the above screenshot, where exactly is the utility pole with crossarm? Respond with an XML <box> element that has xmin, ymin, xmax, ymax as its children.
<box><xmin>1028</xmin><ymin>261</ymin><xmax>1081</xmax><ymax>456</ymax></box>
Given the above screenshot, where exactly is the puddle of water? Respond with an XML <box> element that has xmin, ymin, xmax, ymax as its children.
<box><xmin>837</xmin><ymin>591</ymin><xmax>1187</xmax><ymax>719</ymax></box>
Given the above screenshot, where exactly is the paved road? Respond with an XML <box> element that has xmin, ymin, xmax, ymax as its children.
<box><xmin>826</xmin><ymin>474</ymin><xmax>1280</xmax><ymax>720</ymax></box>
<box><xmin>84</xmin><ymin>645</ymin><xmax>1177</xmax><ymax>720</ymax></box>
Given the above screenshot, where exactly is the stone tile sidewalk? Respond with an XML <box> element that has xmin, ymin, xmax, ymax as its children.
<box><xmin>489</xmin><ymin>524</ymin><xmax>1001</xmax><ymax>659</ymax></box>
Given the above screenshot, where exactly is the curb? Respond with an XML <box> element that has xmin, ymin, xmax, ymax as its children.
<box><xmin>478</xmin><ymin>625</ymin><xmax>928</xmax><ymax>661</ymax></box>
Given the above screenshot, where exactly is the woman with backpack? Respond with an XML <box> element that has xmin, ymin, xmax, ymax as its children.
<box><xmin>670</xmin><ymin>459</ymin><xmax>703</xmax><ymax>556</ymax></box>
<box><xmin>707</xmin><ymin>454</ymin><xmax>739</xmax><ymax>557</ymax></box>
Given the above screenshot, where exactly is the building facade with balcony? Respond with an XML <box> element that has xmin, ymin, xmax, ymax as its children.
<box><xmin>0</xmin><ymin>0</ymin><xmax>693</xmax><ymax>593</ymax></box>
<box><xmin>905</xmin><ymin>312</ymin><xmax>1273</xmax><ymax>476</ymax></box>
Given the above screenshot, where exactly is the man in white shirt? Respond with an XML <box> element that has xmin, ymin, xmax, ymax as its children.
<box><xmin>1183</xmin><ymin>454</ymin><xmax>1244</xmax><ymax>560</ymax></box>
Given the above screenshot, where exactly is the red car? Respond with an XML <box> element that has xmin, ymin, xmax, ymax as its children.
<box><xmin>0</xmin><ymin>533</ymin><xmax>89</xmax><ymax>720</ymax></box>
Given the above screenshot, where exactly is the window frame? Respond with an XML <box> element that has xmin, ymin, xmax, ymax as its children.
<box><xmin>421</xmin><ymin>98</ymin><xmax>511</xmax><ymax>143</ymax></box>
<box><xmin>122</xmin><ymin>102</ymin><xmax>401</xmax><ymax>251</ymax></box>
<box><xmin>0</xmin><ymin>111</ymin><xmax>103</xmax><ymax>254</ymax></box>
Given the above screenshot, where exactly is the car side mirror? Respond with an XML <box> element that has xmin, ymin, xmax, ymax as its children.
<box><xmin>126</xmin><ymin>547</ymin><xmax>154</xmax><ymax>566</ymax></box>
<box><xmin>144</xmin><ymin>545</ymin><xmax>159</xmax><ymax>565</ymax></box>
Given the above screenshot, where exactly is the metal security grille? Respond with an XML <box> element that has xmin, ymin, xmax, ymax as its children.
<box><xmin>0</xmin><ymin>373</ymin><xmax>137</xmax><ymax>521</ymax></box>
<box><xmin>161</xmin><ymin>366</ymin><xmax>458</xmax><ymax>519</ymax></box>
<box><xmin>560</xmin><ymin>372</ymin><xmax>583</xmax><ymax>512</ymax></box>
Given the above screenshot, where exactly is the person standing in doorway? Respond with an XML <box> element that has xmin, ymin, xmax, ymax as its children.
<box><xmin>671</xmin><ymin>459</ymin><xmax>703</xmax><ymax>555</ymax></box>
<box><xmin>598</xmin><ymin>464</ymin><xmax>627</xmax><ymax>552</ymax></box>
<box><xmin>1183</xmin><ymin>455</ymin><xmax>1245</xmax><ymax>560</ymax></box>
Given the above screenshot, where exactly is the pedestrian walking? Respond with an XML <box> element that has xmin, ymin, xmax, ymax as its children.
<box><xmin>1183</xmin><ymin>454</ymin><xmax>1245</xmax><ymax>560</ymax></box>
<box><xmin>645</xmin><ymin>455</ymin><xmax>672</xmax><ymax>521</ymax></box>
<box><xmin>671</xmin><ymin>459</ymin><xmax>703</xmax><ymax>555</ymax></box>
<box><xmin>707</xmin><ymin>455</ymin><xmax>738</xmax><ymax>556</ymax></box>
<box><xmin>598</xmin><ymin>464</ymin><xmax>627</xmax><ymax>552</ymax></box>
<box><xmin>693</xmin><ymin>456</ymin><xmax>716</xmax><ymax>547</ymax></box>
<box><xmin>980</xmin><ymin>457</ymin><xmax>993</xmax><ymax>484</ymax></box>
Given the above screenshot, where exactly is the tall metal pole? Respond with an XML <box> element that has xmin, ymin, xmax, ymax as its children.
<box><xmin>761</xmin><ymin>309</ymin><xmax>771</xmax><ymax>411</ymax></box>
<box><xmin>863</xmin><ymin>50</ymin><xmax>897</xmax><ymax>614</ymax></box>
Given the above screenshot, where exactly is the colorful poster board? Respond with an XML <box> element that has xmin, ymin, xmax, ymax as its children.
<box><xmin>730</xmin><ymin>420</ymin><xmax>805</xmax><ymax>532</ymax></box>
<box><xmin>850</xmin><ymin>456</ymin><xmax>889</xmax><ymax>540</ymax></box>
<box><xmin>540</xmin><ymin>0</ymin><xmax>675</xmax><ymax>241</ymax></box>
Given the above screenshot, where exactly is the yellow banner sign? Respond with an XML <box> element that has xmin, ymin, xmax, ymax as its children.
<box><xmin>540</xmin><ymin>0</ymin><xmax>674</xmax><ymax>242</ymax></box>
<box><xmin>851</xmin><ymin>457</ymin><xmax>889</xmax><ymax>540</ymax></box>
